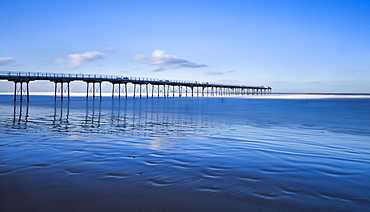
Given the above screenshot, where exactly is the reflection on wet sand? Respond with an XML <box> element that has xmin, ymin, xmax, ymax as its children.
<box><xmin>12</xmin><ymin>101</ymin><xmax>29</xmax><ymax>128</ymax></box>
<box><xmin>7</xmin><ymin>98</ymin><xmax>210</xmax><ymax>138</ymax></box>
<box><xmin>84</xmin><ymin>98</ymin><xmax>101</xmax><ymax>130</ymax></box>
<box><xmin>53</xmin><ymin>99</ymin><xmax>70</xmax><ymax>130</ymax></box>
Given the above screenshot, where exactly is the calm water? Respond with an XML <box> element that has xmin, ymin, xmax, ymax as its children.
<box><xmin>0</xmin><ymin>95</ymin><xmax>369</xmax><ymax>211</ymax></box>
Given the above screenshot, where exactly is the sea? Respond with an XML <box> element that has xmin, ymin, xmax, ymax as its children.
<box><xmin>0</xmin><ymin>94</ymin><xmax>369</xmax><ymax>211</ymax></box>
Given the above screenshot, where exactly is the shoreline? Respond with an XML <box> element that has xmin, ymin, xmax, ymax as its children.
<box><xmin>1</xmin><ymin>92</ymin><xmax>370</xmax><ymax>99</ymax></box>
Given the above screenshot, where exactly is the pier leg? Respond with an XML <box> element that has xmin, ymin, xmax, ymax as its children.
<box><xmin>53</xmin><ymin>83</ymin><xmax>57</xmax><ymax>100</ymax></box>
<box><xmin>93</xmin><ymin>83</ymin><xmax>96</xmax><ymax>98</ymax></box>
<box><xmin>86</xmin><ymin>83</ymin><xmax>89</xmax><ymax>99</ymax></box>
<box><xmin>61</xmin><ymin>82</ymin><xmax>64</xmax><ymax>99</ymax></box>
<box><xmin>14</xmin><ymin>82</ymin><xmax>17</xmax><ymax>101</ymax></box>
<box><xmin>99</xmin><ymin>82</ymin><xmax>102</xmax><ymax>99</ymax></box>
<box><xmin>27</xmin><ymin>82</ymin><xmax>29</xmax><ymax>101</ymax></box>
<box><xmin>20</xmin><ymin>82</ymin><xmax>23</xmax><ymax>101</ymax></box>
<box><xmin>146</xmin><ymin>84</ymin><xmax>149</xmax><ymax>98</ymax></box>
<box><xmin>68</xmin><ymin>82</ymin><xmax>70</xmax><ymax>100</ymax></box>
<box><xmin>125</xmin><ymin>83</ymin><xmax>128</xmax><ymax>98</ymax></box>
<box><xmin>118</xmin><ymin>84</ymin><xmax>121</xmax><ymax>98</ymax></box>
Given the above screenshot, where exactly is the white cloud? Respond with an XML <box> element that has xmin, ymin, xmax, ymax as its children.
<box><xmin>0</xmin><ymin>57</ymin><xmax>13</xmax><ymax>65</ymax></box>
<box><xmin>132</xmin><ymin>54</ymin><xmax>147</xmax><ymax>61</ymax></box>
<box><xmin>131</xmin><ymin>49</ymin><xmax>207</xmax><ymax>69</ymax></box>
<box><xmin>53</xmin><ymin>58</ymin><xmax>66</xmax><ymax>64</ymax></box>
<box><xmin>68</xmin><ymin>51</ymin><xmax>104</xmax><ymax>68</ymax></box>
<box><xmin>54</xmin><ymin>51</ymin><xmax>104</xmax><ymax>68</ymax></box>
<box><xmin>204</xmin><ymin>71</ymin><xmax>223</xmax><ymax>75</ymax></box>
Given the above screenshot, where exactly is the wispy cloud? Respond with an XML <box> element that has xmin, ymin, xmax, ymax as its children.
<box><xmin>273</xmin><ymin>81</ymin><xmax>288</xmax><ymax>84</ymax></box>
<box><xmin>54</xmin><ymin>51</ymin><xmax>104</xmax><ymax>69</ymax></box>
<box><xmin>0</xmin><ymin>57</ymin><xmax>13</xmax><ymax>65</ymax></box>
<box><xmin>218</xmin><ymin>79</ymin><xmax>240</xmax><ymax>83</ymax></box>
<box><xmin>204</xmin><ymin>70</ymin><xmax>235</xmax><ymax>76</ymax></box>
<box><xmin>132</xmin><ymin>49</ymin><xmax>207</xmax><ymax>69</ymax></box>
<box><xmin>152</xmin><ymin>68</ymin><xmax>166</xmax><ymax>72</ymax></box>
<box><xmin>204</xmin><ymin>71</ymin><xmax>223</xmax><ymax>76</ymax></box>
<box><xmin>100</xmin><ymin>47</ymin><xmax>118</xmax><ymax>52</ymax></box>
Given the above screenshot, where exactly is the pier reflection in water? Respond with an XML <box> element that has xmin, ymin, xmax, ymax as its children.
<box><xmin>53</xmin><ymin>100</ymin><xmax>70</xmax><ymax>131</ymax></box>
<box><xmin>5</xmin><ymin>97</ymin><xmax>212</xmax><ymax>139</ymax></box>
<box><xmin>12</xmin><ymin>101</ymin><xmax>29</xmax><ymax>129</ymax></box>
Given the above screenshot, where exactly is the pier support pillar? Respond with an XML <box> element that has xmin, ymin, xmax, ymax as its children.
<box><xmin>179</xmin><ymin>86</ymin><xmax>182</xmax><ymax>97</ymax></box>
<box><xmin>52</xmin><ymin>81</ymin><xmax>71</xmax><ymax>100</ymax></box>
<box><xmin>12</xmin><ymin>81</ymin><xmax>30</xmax><ymax>101</ymax></box>
<box><xmin>111</xmin><ymin>82</ymin><xmax>128</xmax><ymax>99</ymax></box>
<box><xmin>85</xmin><ymin>81</ymin><xmax>102</xmax><ymax>99</ymax></box>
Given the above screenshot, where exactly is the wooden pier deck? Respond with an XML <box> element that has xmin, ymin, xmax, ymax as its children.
<box><xmin>0</xmin><ymin>72</ymin><xmax>271</xmax><ymax>101</ymax></box>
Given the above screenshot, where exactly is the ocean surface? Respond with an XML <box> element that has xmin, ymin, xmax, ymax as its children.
<box><xmin>0</xmin><ymin>94</ymin><xmax>369</xmax><ymax>211</ymax></box>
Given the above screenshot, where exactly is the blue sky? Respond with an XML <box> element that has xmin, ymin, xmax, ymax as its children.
<box><xmin>1</xmin><ymin>0</ymin><xmax>370</xmax><ymax>93</ymax></box>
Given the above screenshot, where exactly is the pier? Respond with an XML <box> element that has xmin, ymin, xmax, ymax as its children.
<box><xmin>0</xmin><ymin>72</ymin><xmax>271</xmax><ymax>101</ymax></box>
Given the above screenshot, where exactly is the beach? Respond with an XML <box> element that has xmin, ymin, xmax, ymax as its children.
<box><xmin>1</xmin><ymin>94</ymin><xmax>370</xmax><ymax>211</ymax></box>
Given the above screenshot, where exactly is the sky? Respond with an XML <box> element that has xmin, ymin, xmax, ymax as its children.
<box><xmin>1</xmin><ymin>0</ymin><xmax>370</xmax><ymax>93</ymax></box>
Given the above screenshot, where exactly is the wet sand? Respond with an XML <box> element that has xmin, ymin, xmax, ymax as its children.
<box><xmin>1</xmin><ymin>95</ymin><xmax>370</xmax><ymax>211</ymax></box>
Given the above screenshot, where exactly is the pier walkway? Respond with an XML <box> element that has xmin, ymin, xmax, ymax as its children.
<box><xmin>0</xmin><ymin>72</ymin><xmax>271</xmax><ymax>101</ymax></box>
